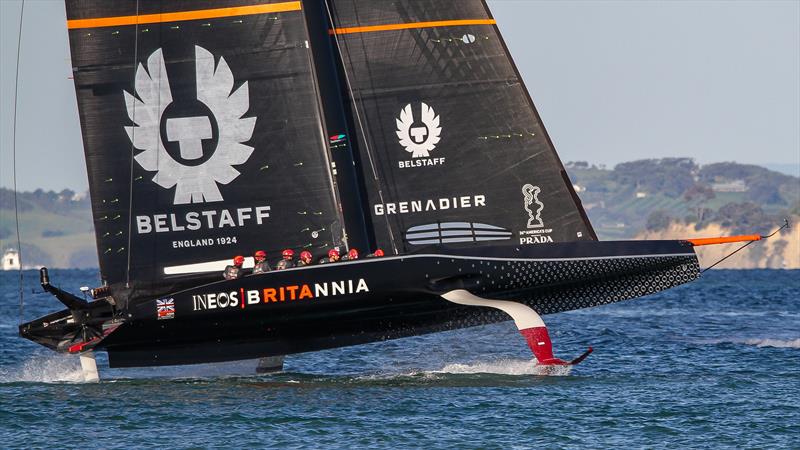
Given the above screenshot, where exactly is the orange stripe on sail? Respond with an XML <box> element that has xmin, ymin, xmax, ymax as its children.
<box><xmin>67</xmin><ymin>1</ymin><xmax>301</xmax><ymax>29</ymax></box>
<box><xmin>329</xmin><ymin>19</ymin><xmax>497</xmax><ymax>35</ymax></box>
<box><xmin>686</xmin><ymin>235</ymin><xmax>762</xmax><ymax>246</ymax></box>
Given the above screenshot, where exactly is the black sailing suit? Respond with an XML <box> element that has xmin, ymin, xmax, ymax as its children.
<box><xmin>275</xmin><ymin>258</ymin><xmax>295</xmax><ymax>270</ymax></box>
<box><xmin>252</xmin><ymin>261</ymin><xmax>271</xmax><ymax>274</ymax></box>
<box><xmin>223</xmin><ymin>265</ymin><xmax>243</xmax><ymax>280</ymax></box>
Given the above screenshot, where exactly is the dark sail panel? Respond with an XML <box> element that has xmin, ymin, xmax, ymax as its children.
<box><xmin>66</xmin><ymin>1</ymin><xmax>342</xmax><ymax>299</ymax></box>
<box><xmin>327</xmin><ymin>0</ymin><xmax>596</xmax><ymax>254</ymax></box>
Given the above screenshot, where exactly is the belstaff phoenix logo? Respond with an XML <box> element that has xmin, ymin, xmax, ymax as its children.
<box><xmin>522</xmin><ymin>184</ymin><xmax>544</xmax><ymax>229</ymax></box>
<box><xmin>124</xmin><ymin>46</ymin><xmax>256</xmax><ymax>205</ymax></box>
<box><xmin>519</xmin><ymin>184</ymin><xmax>553</xmax><ymax>244</ymax></box>
<box><xmin>395</xmin><ymin>103</ymin><xmax>444</xmax><ymax>169</ymax></box>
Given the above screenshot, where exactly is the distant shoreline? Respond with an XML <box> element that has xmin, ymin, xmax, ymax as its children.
<box><xmin>2</xmin><ymin>158</ymin><xmax>797</xmax><ymax>269</ymax></box>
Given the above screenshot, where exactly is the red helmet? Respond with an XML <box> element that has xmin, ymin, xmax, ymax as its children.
<box><xmin>300</xmin><ymin>250</ymin><xmax>312</xmax><ymax>262</ymax></box>
<box><xmin>373</xmin><ymin>249</ymin><xmax>384</xmax><ymax>257</ymax></box>
<box><xmin>348</xmin><ymin>248</ymin><xmax>359</xmax><ymax>259</ymax></box>
<box><xmin>233</xmin><ymin>255</ymin><xmax>245</xmax><ymax>266</ymax></box>
<box><xmin>328</xmin><ymin>249</ymin><xmax>340</xmax><ymax>258</ymax></box>
<box><xmin>282</xmin><ymin>249</ymin><xmax>294</xmax><ymax>258</ymax></box>
<box><xmin>254</xmin><ymin>250</ymin><xmax>266</xmax><ymax>260</ymax></box>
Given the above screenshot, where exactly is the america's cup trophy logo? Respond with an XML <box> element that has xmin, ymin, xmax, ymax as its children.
<box><xmin>396</xmin><ymin>102</ymin><xmax>441</xmax><ymax>158</ymax></box>
<box><xmin>124</xmin><ymin>46</ymin><xmax>256</xmax><ymax>205</ymax></box>
<box><xmin>522</xmin><ymin>184</ymin><xmax>545</xmax><ymax>228</ymax></box>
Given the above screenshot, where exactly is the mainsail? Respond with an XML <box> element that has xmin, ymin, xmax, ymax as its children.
<box><xmin>66</xmin><ymin>1</ymin><xmax>343</xmax><ymax>299</ymax></box>
<box><xmin>326</xmin><ymin>0</ymin><xmax>596</xmax><ymax>253</ymax></box>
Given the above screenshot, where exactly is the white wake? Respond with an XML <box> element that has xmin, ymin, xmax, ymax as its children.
<box><xmin>0</xmin><ymin>354</ymin><xmax>84</xmax><ymax>383</ymax></box>
<box><xmin>706</xmin><ymin>338</ymin><xmax>800</xmax><ymax>349</ymax></box>
<box><xmin>436</xmin><ymin>358</ymin><xmax>573</xmax><ymax>376</ymax></box>
<box><xmin>739</xmin><ymin>338</ymin><xmax>800</xmax><ymax>348</ymax></box>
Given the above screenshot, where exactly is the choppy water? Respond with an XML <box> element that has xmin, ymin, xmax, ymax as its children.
<box><xmin>1</xmin><ymin>269</ymin><xmax>798</xmax><ymax>448</ymax></box>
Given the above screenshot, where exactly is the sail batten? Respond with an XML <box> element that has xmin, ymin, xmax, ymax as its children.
<box><xmin>67</xmin><ymin>2</ymin><xmax>302</xmax><ymax>29</ymax></box>
<box><xmin>329</xmin><ymin>19</ymin><xmax>497</xmax><ymax>35</ymax></box>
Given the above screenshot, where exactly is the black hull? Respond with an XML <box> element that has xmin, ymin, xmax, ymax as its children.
<box><xmin>21</xmin><ymin>240</ymin><xmax>699</xmax><ymax>368</ymax></box>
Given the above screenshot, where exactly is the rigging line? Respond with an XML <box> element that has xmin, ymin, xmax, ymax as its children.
<box><xmin>762</xmin><ymin>218</ymin><xmax>790</xmax><ymax>239</ymax></box>
<box><xmin>700</xmin><ymin>220</ymin><xmax>790</xmax><ymax>273</ymax></box>
<box><xmin>322</xmin><ymin>0</ymin><xmax>398</xmax><ymax>254</ymax></box>
<box><xmin>12</xmin><ymin>0</ymin><xmax>26</xmax><ymax>325</ymax></box>
<box><xmin>700</xmin><ymin>240</ymin><xmax>757</xmax><ymax>273</ymax></box>
<box><xmin>125</xmin><ymin>0</ymin><xmax>141</xmax><ymax>288</ymax></box>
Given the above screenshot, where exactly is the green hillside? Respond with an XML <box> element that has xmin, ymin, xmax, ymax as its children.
<box><xmin>0</xmin><ymin>189</ymin><xmax>95</xmax><ymax>267</ymax></box>
<box><xmin>567</xmin><ymin>159</ymin><xmax>799</xmax><ymax>239</ymax></box>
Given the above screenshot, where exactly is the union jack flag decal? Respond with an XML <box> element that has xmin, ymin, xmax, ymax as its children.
<box><xmin>157</xmin><ymin>298</ymin><xmax>175</xmax><ymax>320</ymax></box>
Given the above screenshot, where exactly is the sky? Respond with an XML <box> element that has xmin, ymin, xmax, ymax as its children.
<box><xmin>0</xmin><ymin>0</ymin><xmax>798</xmax><ymax>193</ymax></box>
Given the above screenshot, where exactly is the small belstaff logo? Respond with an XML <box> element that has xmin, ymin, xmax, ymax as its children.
<box><xmin>396</xmin><ymin>102</ymin><xmax>441</xmax><ymax>158</ymax></box>
<box><xmin>124</xmin><ymin>46</ymin><xmax>256</xmax><ymax>205</ymax></box>
<box><xmin>519</xmin><ymin>184</ymin><xmax>553</xmax><ymax>245</ymax></box>
<box><xmin>395</xmin><ymin>103</ymin><xmax>445</xmax><ymax>169</ymax></box>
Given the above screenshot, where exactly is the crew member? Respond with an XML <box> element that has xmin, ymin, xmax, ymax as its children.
<box><xmin>252</xmin><ymin>250</ymin><xmax>270</xmax><ymax>274</ymax></box>
<box><xmin>275</xmin><ymin>249</ymin><xmax>295</xmax><ymax>270</ymax></box>
<box><xmin>366</xmin><ymin>249</ymin><xmax>385</xmax><ymax>258</ymax></box>
<box><xmin>319</xmin><ymin>249</ymin><xmax>340</xmax><ymax>264</ymax></box>
<box><xmin>297</xmin><ymin>250</ymin><xmax>313</xmax><ymax>267</ymax></box>
<box><xmin>223</xmin><ymin>255</ymin><xmax>245</xmax><ymax>280</ymax></box>
<box><xmin>342</xmin><ymin>248</ymin><xmax>359</xmax><ymax>261</ymax></box>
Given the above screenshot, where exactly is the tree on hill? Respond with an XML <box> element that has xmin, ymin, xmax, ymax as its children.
<box><xmin>683</xmin><ymin>183</ymin><xmax>715</xmax><ymax>202</ymax></box>
<box><xmin>0</xmin><ymin>189</ymin><xmax>33</xmax><ymax>212</ymax></box>
<box><xmin>699</xmin><ymin>162</ymin><xmax>771</xmax><ymax>182</ymax></box>
<box><xmin>699</xmin><ymin>162</ymin><xmax>796</xmax><ymax>205</ymax></box>
<box><xmin>714</xmin><ymin>202</ymin><xmax>769</xmax><ymax>235</ymax></box>
<box><xmin>613</xmin><ymin>158</ymin><xmax>697</xmax><ymax>198</ymax></box>
<box><xmin>566</xmin><ymin>161</ymin><xmax>590</xmax><ymax>169</ymax></box>
<box><xmin>747</xmin><ymin>177</ymin><xmax>785</xmax><ymax>205</ymax></box>
<box><xmin>646</xmin><ymin>210</ymin><xmax>673</xmax><ymax>231</ymax></box>
<box><xmin>0</xmin><ymin>188</ymin><xmax>90</xmax><ymax>214</ymax></box>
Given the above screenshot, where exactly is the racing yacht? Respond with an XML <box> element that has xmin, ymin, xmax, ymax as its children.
<box><xmin>20</xmin><ymin>0</ymin><xmax>762</xmax><ymax>381</ymax></box>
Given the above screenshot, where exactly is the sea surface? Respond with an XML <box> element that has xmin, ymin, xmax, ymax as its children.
<box><xmin>1</xmin><ymin>269</ymin><xmax>798</xmax><ymax>449</ymax></box>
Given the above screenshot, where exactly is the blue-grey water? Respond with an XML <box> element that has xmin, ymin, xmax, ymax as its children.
<box><xmin>1</xmin><ymin>269</ymin><xmax>798</xmax><ymax>448</ymax></box>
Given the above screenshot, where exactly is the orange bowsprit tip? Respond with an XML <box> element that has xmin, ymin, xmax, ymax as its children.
<box><xmin>686</xmin><ymin>235</ymin><xmax>762</xmax><ymax>246</ymax></box>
